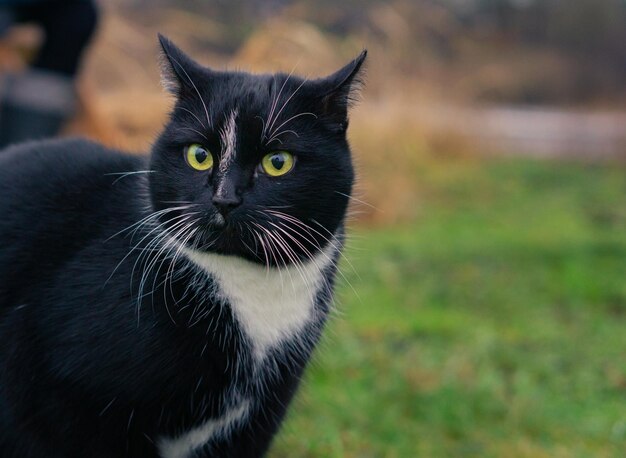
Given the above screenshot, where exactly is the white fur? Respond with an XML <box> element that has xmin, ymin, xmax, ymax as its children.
<box><xmin>157</xmin><ymin>241</ymin><xmax>336</xmax><ymax>457</ymax></box>
<box><xmin>183</xmin><ymin>243</ymin><xmax>336</xmax><ymax>360</ymax></box>
<box><xmin>158</xmin><ymin>399</ymin><xmax>250</xmax><ymax>458</ymax></box>
<box><xmin>218</xmin><ymin>110</ymin><xmax>238</xmax><ymax>175</ymax></box>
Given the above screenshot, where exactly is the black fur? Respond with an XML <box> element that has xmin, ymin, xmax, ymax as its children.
<box><xmin>0</xmin><ymin>36</ymin><xmax>365</xmax><ymax>457</ymax></box>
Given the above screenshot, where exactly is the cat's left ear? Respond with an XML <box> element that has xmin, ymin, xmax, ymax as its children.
<box><xmin>313</xmin><ymin>50</ymin><xmax>367</xmax><ymax>130</ymax></box>
<box><xmin>158</xmin><ymin>33</ymin><xmax>211</xmax><ymax>96</ymax></box>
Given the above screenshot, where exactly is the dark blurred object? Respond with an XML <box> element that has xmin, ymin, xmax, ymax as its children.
<box><xmin>0</xmin><ymin>0</ymin><xmax>98</xmax><ymax>148</ymax></box>
<box><xmin>454</xmin><ymin>0</ymin><xmax>626</xmax><ymax>104</ymax></box>
<box><xmin>120</xmin><ymin>0</ymin><xmax>625</xmax><ymax>106</ymax></box>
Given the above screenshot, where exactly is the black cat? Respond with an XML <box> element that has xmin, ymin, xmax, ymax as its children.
<box><xmin>0</xmin><ymin>35</ymin><xmax>365</xmax><ymax>457</ymax></box>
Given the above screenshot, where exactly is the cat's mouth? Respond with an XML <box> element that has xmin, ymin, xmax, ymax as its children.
<box><xmin>208</xmin><ymin>213</ymin><xmax>227</xmax><ymax>230</ymax></box>
<box><xmin>185</xmin><ymin>211</ymin><xmax>329</xmax><ymax>267</ymax></box>
<box><xmin>192</xmin><ymin>214</ymin><xmax>257</xmax><ymax>259</ymax></box>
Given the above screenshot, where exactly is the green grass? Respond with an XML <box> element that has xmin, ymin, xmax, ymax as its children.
<box><xmin>270</xmin><ymin>157</ymin><xmax>626</xmax><ymax>457</ymax></box>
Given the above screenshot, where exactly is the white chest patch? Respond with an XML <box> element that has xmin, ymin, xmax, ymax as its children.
<box><xmin>183</xmin><ymin>243</ymin><xmax>336</xmax><ymax>359</ymax></box>
<box><xmin>158</xmin><ymin>399</ymin><xmax>250</xmax><ymax>458</ymax></box>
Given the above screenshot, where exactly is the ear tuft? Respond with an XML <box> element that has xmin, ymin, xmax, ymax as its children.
<box><xmin>317</xmin><ymin>50</ymin><xmax>368</xmax><ymax>125</ymax></box>
<box><xmin>333</xmin><ymin>49</ymin><xmax>367</xmax><ymax>107</ymax></box>
<box><xmin>157</xmin><ymin>33</ymin><xmax>208</xmax><ymax>96</ymax></box>
<box><xmin>158</xmin><ymin>34</ymin><xmax>181</xmax><ymax>94</ymax></box>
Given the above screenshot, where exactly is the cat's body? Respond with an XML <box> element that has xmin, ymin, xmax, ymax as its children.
<box><xmin>0</xmin><ymin>36</ymin><xmax>365</xmax><ymax>457</ymax></box>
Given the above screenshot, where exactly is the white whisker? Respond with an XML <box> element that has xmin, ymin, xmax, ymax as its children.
<box><xmin>264</xmin><ymin>69</ymin><xmax>295</xmax><ymax>141</ymax></box>
<box><xmin>175</xmin><ymin>106</ymin><xmax>207</xmax><ymax>130</ymax></box>
<box><xmin>334</xmin><ymin>191</ymin><xmax>380</xmax><ymax>211</ymax></box>
<box><xmin>179</xmin><ymin>127</ymin><xmax>208</xmax><ymax>140</ymax></box>
<box><xmin>267</xmin><ymin>112</ymin><xmax>317</xmax><ymax>143</ymax></box>
<box><xmin>105</xmin><ymin>170</ymin><xmax>156</xmax><ymax>185</ymax></box>
<box><xmin>266</xmin><ymin>79</ymin><xmax>308</xmax><ymax>138</ymax></box>
<box><xmin>168</xmin><ymin>56</ymin><xmax>212</xmax><ymax>128</ymax></box>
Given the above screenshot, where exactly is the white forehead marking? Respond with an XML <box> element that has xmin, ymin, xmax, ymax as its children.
<box><xmin>158</xmin><ymin>399</ymin><xmax>250</xmax><ymax>458</ymax></box>
<box><xmin>182</xmin><ymin>243</ymin><xmax>337</xmax><ymax>360</ymax></box>
<box><xmin>218</xmin><ymin>109</ymin><xmax>238</xmax><ymax>174</ymax></box>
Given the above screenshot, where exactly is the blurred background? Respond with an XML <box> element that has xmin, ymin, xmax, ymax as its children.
<box><xmin>1</xmin><ymin>0</ymin><xmax>626</xmax><ymax>456</ymax></box>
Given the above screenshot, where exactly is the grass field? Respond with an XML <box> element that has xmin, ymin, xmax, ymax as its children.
<box><xmin>271</xmin><ymin>156</ymin><xmax>626</xmax><ymax>457</ymax></box>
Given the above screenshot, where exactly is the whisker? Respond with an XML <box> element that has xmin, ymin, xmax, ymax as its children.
<box><xmin>104</xmin><ymin>210</ymin><xmax>195</xmax><ymax>286</ymax></box>
<box><xmin>267</xmin><ymin>129</ymin><xmax>299</xmax><ymax>146</ymax></box>
<box><xmin>104</xmin><ymin>170</ymin><xmax>156</xmax><ymax>185</ymax></box>
<box><xmin>131</xmin><ymin>213</ymin><xmax>197</xmax><ymax>296</ymax></box>
<box><xmin>159</xmin><ymin>201</ymin><xmax>194</xmax><ymax>205</ymax></box>
<box><xmin>252</xmin><ymin>222</ymin><xmax>288</xmax><ymax>289</ymax></box>
<box><xmin>168</xmin><ymin>56</ymin><xmax>212</xmax><ymax>128</ymax></box>
<box><xmin>310</xmin><ymin>218</ymin><xmax>361</xmax><ymax>281</ymax></box>
<box><xmin>261</xmin><ymin>209</ymin><xmax>360</xmax><ymax>300</ymax></box>
<box><xmin>264</xmin><ymin>69</ymin><xmax>296</xmax><ymax>141</ymax></box>
<box><xmin>267</xmin><ymin>221</ymin><xmax>317</xmax><ymax>297</ymax></box>
<box><xmin>175</xmin><ymin>106</ymin><xmax>207</xmax><ymax>130</ymax></box>
<box><xmin>267</xmin><ymin>112</ymin><xmax>317</xmax><ymax>143</ymax></box>
<box><xmin>165</xmin><ymin>225</ymin><xmax>199</xmax><ymax>309</ymax></box>
<box><xmin>178</xmin><ymin>127</ymin><xmax>208</xmax><ymax>140</ymax></box>
<box><xmin>138</xmin><ymin>217</ymin><xmax>199</xmax><ymax>323</ymax></box>
<box><xmin>106</xmin><ymin>205</ymin><xmax>194</xmax><ymax>242</ymax></box>
<box><xmin>334</xmin><ymin>191</ymin><xmax>380</xmax><ymax>211</ymax></box>
<box><xmin>250</xmin><ymin>224</ymin><xmax>271</xmax><ymax>273</ymax></box>
<box><xmin>267</xmin><ymin>221</ymin><xmax>314</xmax><ymax>261</ymax></box>
<box><xmin>266</xmin><ymin>79</ymin><xmax>308</xmax><ymax>138</ymax></box>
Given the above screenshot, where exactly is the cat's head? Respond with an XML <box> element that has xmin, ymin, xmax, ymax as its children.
<box><xmin>149</xmin><ymin>35</ymin><xmax>366</xmax><ymax>266</ymax></box>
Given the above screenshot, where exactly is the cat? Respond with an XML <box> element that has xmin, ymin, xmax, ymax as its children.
<box><xmin>0</xmin><ymin>34</ymin><xmax>366</xmax><ymax>458</ymax></box>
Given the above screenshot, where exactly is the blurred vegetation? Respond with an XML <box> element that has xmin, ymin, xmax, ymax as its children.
<box><xmin>272</xmin><ymin>153</ymin><xmax>626</xmax><ymax>457</ymax></box>
<box><xmin>110</xmin><ymin>0</ymin><xmax>626</xmax><ymax>106</ymax></box>
<box><xmin>6</xmin><ymin>0</ymin><xmax>623</xmax><ymax>153</ymax></box>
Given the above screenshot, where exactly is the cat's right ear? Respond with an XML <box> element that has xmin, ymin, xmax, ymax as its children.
<box><xmin>158</xmin><ymin>34</ymin><xmax>209</xmax><ymax>95</ymax></box>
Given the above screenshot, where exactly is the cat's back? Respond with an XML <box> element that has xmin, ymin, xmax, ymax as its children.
<box><xmin>0</xmin><ymin>138</ymin><xmax>148</xmax><ymax>300</ymax></box>
<box><xmin>0</xmin><ymin>137</ymin><xmax>146</xmax><ymax>236</ymax></box>
<box><xmin>0</xmin><ymin>137</ymin><xmax>145</xmax><ymax>206</ymax></box>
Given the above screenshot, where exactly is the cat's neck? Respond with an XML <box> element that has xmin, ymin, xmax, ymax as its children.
<box><xmin>181</xmin><ymin>242</ymin><xmax>338</xmax><ymax>361</ymax></box>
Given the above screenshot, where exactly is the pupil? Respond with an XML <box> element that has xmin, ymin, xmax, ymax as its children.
<box><xmin>271</xmin><ymin>155</ymin><xmax>284</xmax><ymax>170</ymax></box>
<box><xmin>195</xmin><ymin>148</ymin><xmax>207</xmax><ymax>163</ymax></box>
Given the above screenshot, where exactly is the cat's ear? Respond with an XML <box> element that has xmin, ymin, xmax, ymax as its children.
<box><xmin>158</xmin><ymin>34</ymin><xmax>210</xmax><ymax>95</ymax></box>
<box><xmin>313</xmin><ymin>50</ymin><xmax>367</xmax><ymax>129</ymax></box>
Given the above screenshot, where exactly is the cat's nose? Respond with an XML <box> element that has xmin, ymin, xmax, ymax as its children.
<box><xmin>212</xmin><ymin>194</ymin><xmax>242</xmax><ymax>217</ymax></box>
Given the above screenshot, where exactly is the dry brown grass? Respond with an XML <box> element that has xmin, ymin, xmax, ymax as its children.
<box><xmin>0</xmin><ymin>3</ymin><xmax>475</xmax><ymax>227</ymax></box>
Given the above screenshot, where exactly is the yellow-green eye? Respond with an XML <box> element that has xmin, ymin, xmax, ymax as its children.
<box><xmin>185</xmin><ymin>144</ymin><xmax>213</xmax><ymax>171</ymax></box>
<box><xmin>261</xmin><ymin>151</ymin><xmax>295</xmax><ymax>177</ymax></box>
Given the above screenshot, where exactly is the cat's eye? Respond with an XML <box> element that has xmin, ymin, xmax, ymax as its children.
<box><xmin>260</xmin><ymin>151</ymin><xmax>294</xmax><ymax>177</ymax></box>
<box><xmin>185</xmin><ymin>144</ymin><xmax>214</xmax><ymax>171</ymax></box>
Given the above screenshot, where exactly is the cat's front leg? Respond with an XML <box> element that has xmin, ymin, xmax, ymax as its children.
<box><xmin>0</xmin><ymin>428</ymin><xmax>65</xmax><ymax>458</ymax></box>
<box><xmin>192</xmin><ymin>377</ymin><xmax>302</xmax><ymax>458</ymax></box>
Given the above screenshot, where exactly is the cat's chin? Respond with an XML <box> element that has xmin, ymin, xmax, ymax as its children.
<box><xmin>208</xmin><ymin>213</ymin><xmax>227</xmax><ymax>230</ymax></box>
<box><xmin>191</xmin><ymin>229</ymin><xmax>317</xmax><ymax>268</ymax></box>
<box><xmin>193</xmin><ymin>226</ymin><xmax>264</xmax><ymax>264</ymax></box>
